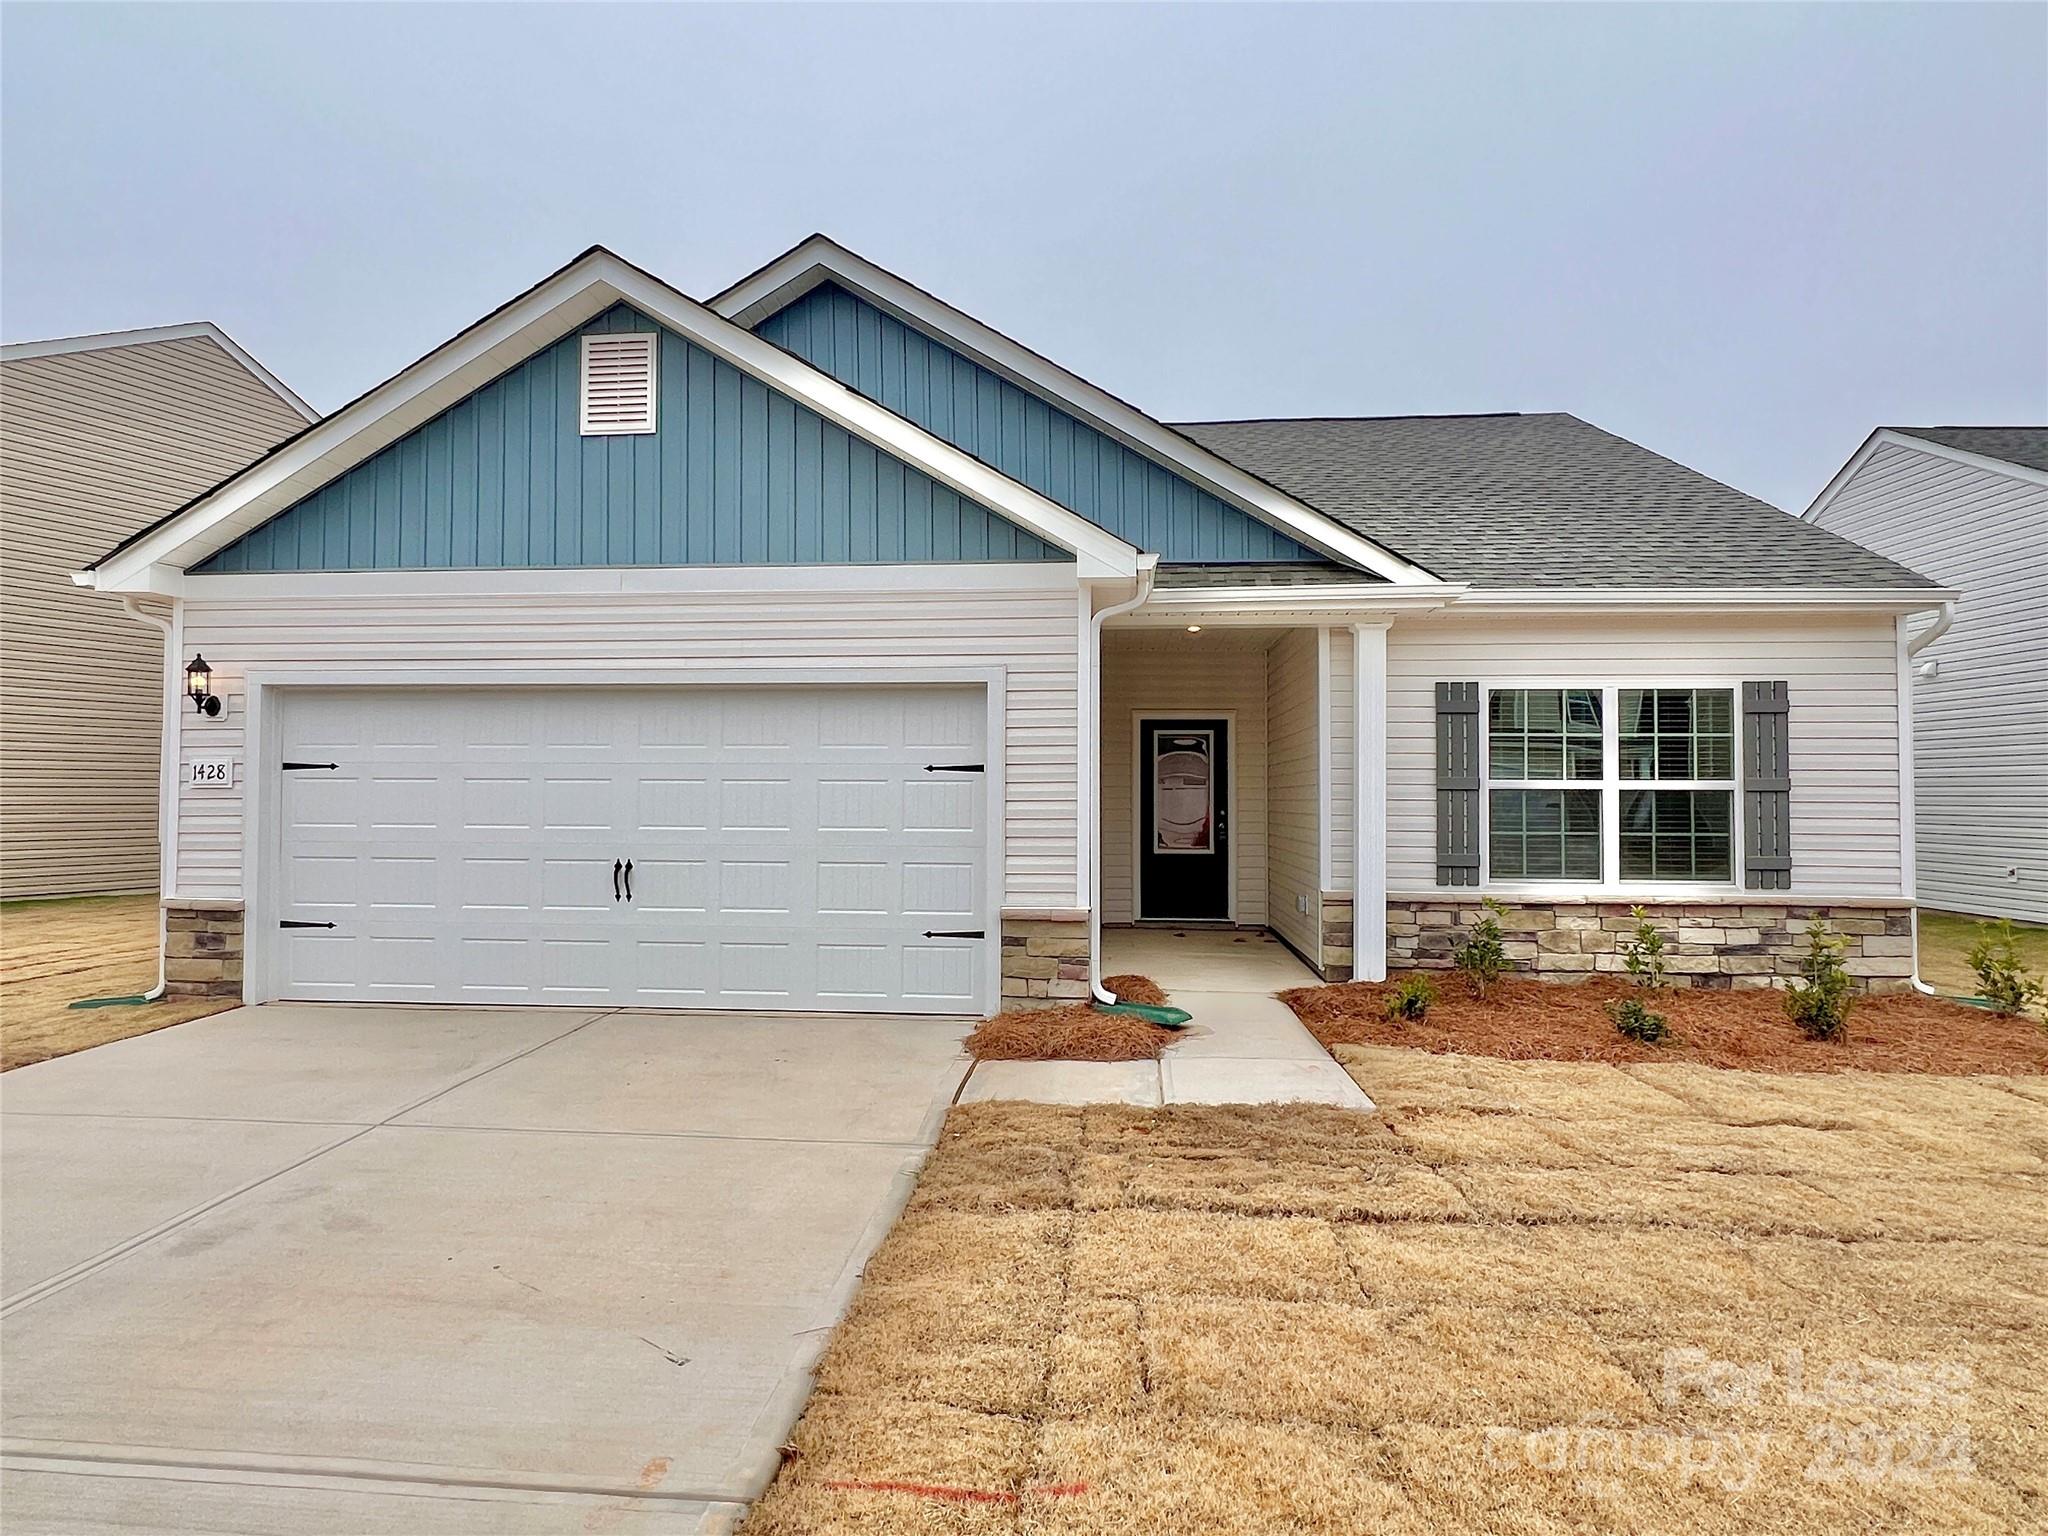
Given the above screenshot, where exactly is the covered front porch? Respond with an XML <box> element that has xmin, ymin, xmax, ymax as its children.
<box><xmin>963</xmin><ymin>927</ymin><xmax>1370</xmax><ymax>1107</ymax></box>
<box><xmin>1095</xmin><ymin>613</ymin><xmax>1390</xmax><ymax>984</ymax></box>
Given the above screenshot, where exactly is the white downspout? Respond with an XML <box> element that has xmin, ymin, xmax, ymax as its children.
<box><xmin>1086</xmin><ymin>558</ymin><xmax>1157</xmax><ymax>1004</ymax></box>
<box><xmin>119</xmin><ymin>595</ymin><xmax>179</xmax><ymax>1002</ymax></box>
<box><xmin>1899</xmin><ymin>603</ymin><xmax>1954</xmax><ymax>996</ymax></box>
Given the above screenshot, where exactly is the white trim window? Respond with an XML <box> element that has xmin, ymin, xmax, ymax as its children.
<box><xmin>1482</xmin><ymin>684</ymin><xmax>1739</xmax><ymax>887</ymax></box>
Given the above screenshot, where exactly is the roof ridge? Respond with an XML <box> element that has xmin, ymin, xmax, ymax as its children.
<box><xmin>1171</xmin><ymin>412</ymin><xmax>1534</xmax><ymax>426</ymax></box>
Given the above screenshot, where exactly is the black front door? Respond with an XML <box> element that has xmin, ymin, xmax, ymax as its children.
<box><xmin>1138</xmin><ymin>718</ymin><xmax>1230</xmax><ymax>920</ymax></box>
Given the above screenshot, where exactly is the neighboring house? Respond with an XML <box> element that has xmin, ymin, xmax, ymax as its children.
<box><xmin>1806</xmin><ymin>427</ymin><xmax>2048</xmax><ymax>924</ymax></box>
<box><xmin>76</xmin><ymin>239</ymin><xmax>1947</xmax><ymax>1009</ymax></box>
<box><xmin>1</xmin><ymin>324</ymin><xmax>315</xmax><ymax>900</ymax></box>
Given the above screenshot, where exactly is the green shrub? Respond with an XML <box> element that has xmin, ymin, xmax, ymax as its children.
<box><xmin>1966</xmin><ymin>919</ymin><xmax>2047</xmax><ymax>1017</ymax></box>
<box><xmin>1785</xmin><ymin>919</ymin><xmax>1853</xmax><ymax>1041</ymax></box>
<box><xmin>1620</xmin><ymin>905</ymin><xmax>1668</xmax><ymax>991</ymax></box>
<box><xmin>1455</xmin><ymin>898</ymin><xmax>1510</xmax><ymax>999</ymax></box>
<box><xmin>1610</xmin><ymin>994</ymin><xmax>1669</xmax><ymax>1044</ymax></box>
<box><xmin>1383</xmin><ymin>976</ymin><xmax>1436</xmax><ymax>1023</ymax></box>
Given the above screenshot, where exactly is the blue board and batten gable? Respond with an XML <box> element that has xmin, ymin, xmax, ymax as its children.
<box><xmin>195</xmin><ymin>305</ymin><xmax>1068</xmax><ymax>573</ymax></box>
<box><xmin>755</xmin><ymin>282</ymin><xmax>1328</xmax><ymax>565</ymax></box>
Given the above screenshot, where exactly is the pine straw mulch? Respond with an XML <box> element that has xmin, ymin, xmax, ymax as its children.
<box><xmin>1280</xmin><ymin>972</ymin><xmax>2048</xmax><ymax>1076</ymax></box>
<box><xmin>964</xmin><ymin>975</ymin><xmax>1179</xmax><ymax>1062</ymax></box>
<box><xmin>742</xmin><ymin>1073</ymin><xmax>2047</xmax><ymax>1536</ymax></box>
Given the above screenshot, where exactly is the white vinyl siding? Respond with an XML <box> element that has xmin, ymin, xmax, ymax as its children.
<box><xmin>1100</xmin><ymin>637</ymin><xmax>1268</xmax><ymax>926</ymax></box>
<box><xmin>1265</xmin><ymin>628</ymin><xmax>1321</xmax><ymax>961</ymax></box>
<box><xmin>1381</xmin><ymin>612</ymin><xmax>1904</xmax><ymax>899</ymax></box>
<box><xmin>170</xmin><ymin>569</ymin><xmax>1078</xmax><ymax>912</ymax></box>
<box><xmin>1810</xmin><ymin>442</ymin><xmax>2048</xmax><ymax>922</ymax></box>
<box><xmin>1327</xmin><ymin>627</ymin><xmax>1355</xmax><ymax>890</ymax></box>
<box><xmin>0</xmin><ymin>337</ymin><xmax>308</xmax><ymax>898</ymax></box>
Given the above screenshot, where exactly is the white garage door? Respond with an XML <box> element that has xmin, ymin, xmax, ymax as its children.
<box><xmin>271</xmin><ymin>686</ymin><xmax>989</xmax><ymax>1013</ymax></box>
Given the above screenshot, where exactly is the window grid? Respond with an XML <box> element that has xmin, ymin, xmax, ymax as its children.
<box><xmin>1481</xmin><ymin>683</ymin><xmax>1741</xmax><ymax>889</ymax></box>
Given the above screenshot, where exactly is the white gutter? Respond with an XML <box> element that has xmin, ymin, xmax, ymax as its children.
<box><xmin>1086</xmin><ymin>557</ymin><xmax>1157</xmax><ymax>1004</ymax></box>
<box><xmin>118</xmin><ymin>596</ymin><xmax>179</xmax><ymax>1002</ymax></box>
<box><xmin>1906</xmin><ymin>599</ymin><xmax>1955</xmax><ymax>678</ymax></box>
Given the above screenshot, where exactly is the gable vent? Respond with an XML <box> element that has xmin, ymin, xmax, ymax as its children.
<box><xmin>579</xmin><ymin>332</ymin><xmax>658</xmax><ymax>435</ymax></box>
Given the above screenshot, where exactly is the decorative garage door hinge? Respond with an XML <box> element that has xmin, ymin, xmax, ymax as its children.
<box><xmin>922</xmin><ymin>763</ymin><xmax>984</xmax><ymax>773</ymax></box>
<box><xmin>279</xmin><ymin>920</ymin><xmax>337</xmax><ymax>929</ymax></box>
<box><xmin>281</xmin><ymin>761</ymin><xmax>339</xmax><ymax>771</ymax></box>
<box><xmin>921</xmin><ymin>929</ymin><xmax>985</xmax><ymax>939</ymax></box>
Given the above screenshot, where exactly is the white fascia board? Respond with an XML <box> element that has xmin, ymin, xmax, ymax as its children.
<box><xmin>1121</xmin><ymin>583</ymin><xmax>1461</xmax><ymax>623</ymax></box>
<box><xmin>1807</xmin><ymin>429</ymin><xmax>2048</xmax><ymax>524</ymax></box>
<box><xmin>178</xmin><ymin>561</ymin><xmax>1081</xmax><ymax>600</ymax></box>
<box><xmin>2</xmin><ymin>320</ymin><xmax>317</xmax><ymax>422</ymax></box>
<box><xmin>711</xmin><ymin>236</ymin><xmax>1442</xmax><ymax>585</ymax></box>
<box><xmin>1446</xmin><ymin>586</ymin><xmax>1959</xmax><ymax>615</ymax></box>
<box><xmin>87</xmin><ymin>253</ymin><xmax>1135</xmax><ymax>592</ymax></box>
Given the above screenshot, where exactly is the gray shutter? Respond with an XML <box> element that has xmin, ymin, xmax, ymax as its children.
<box><xmin>1436</xmin><ymin>682</ymin><xmax>1481</xmax><ymax>886</ymax></box>
<box><xmin>1743</xmin><ymin>681</ymin><xmax>1791</xmax><ymax>890</ymax></box>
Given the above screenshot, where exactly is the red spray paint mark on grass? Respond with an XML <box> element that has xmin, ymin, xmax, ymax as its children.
<box><xmin>823</xmin><ymin>1478</ymin><xmax>1090</xmax><ymax>1504</ymax></box>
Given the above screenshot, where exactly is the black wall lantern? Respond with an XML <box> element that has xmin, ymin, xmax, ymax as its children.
<box><xmin>185</xmin><ymin>654</ymin><xmax>221</xmax><ymax>717</ymax></box>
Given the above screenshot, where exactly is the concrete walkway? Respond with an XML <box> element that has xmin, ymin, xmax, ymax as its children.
<box><xmin>1</xmin><ymin>1004</ymin><xmax>971</xmax><ymax>1534</ymax></box>
<box><xmin>958</xmin><ymin>929</ymin><xmax>1374</xmax><ymax>1109</ymax></box>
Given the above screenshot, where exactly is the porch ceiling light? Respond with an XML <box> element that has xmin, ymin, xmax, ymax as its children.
<box><xmin>1186</xmin><ymin>624</ymin><xmax>1203</xmax><ymax>633</ymax></box>
<box><xmin>185</xmin><ymin>653</ymin><xmax>221</xmax><ymax>717</ymax></box>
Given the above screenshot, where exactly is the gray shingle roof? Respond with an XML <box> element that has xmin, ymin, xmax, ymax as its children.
<box><xmin>1154</xmin><ymin>561</ymin><xmax>1380</xmax><ymax>589</ymax></box>
<box><xmin>1887</xmin><ymin>426</ymin><xmax>2048</xmax><ymax>476</ymax></box>
<box><xmin>1171</xmin><ymin>413</ymin><xmax>1936</xmax><ymax>590</ymax></box>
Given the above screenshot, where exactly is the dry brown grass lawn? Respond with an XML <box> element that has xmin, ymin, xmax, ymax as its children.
<box><xmin>1</xmin><ymin>894</ymin><xmax>234</xmax><ymax>1070</ymax></box>
<box><xmin>743</xmin><ymin>1057</ymin><xmax>2045</xmax><ymax>1535</ymax></box>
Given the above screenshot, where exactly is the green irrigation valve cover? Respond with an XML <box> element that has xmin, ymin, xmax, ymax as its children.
<box><xmin>1094</xmin><ymin>999</ymin><xmax>1193</xmax><ymax>1028</ymax></box>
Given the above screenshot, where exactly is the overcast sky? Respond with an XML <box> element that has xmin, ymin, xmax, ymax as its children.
<box><xmin>4</xmin><ymin>3</ymin><xmax>2042</xmax><ymax>513</ymax></box>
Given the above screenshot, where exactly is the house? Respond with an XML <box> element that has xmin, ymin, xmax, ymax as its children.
<box><xmin>2</xmin><ymin>323</ymin><xmax>315</xmax><ymax>900</ymax></box>
<box><xmin>1805</xmin><ymin>427</ymin><xmax>2047</xmax><ymax>924</ymax></box>
<box><xmin>75</xmin><ymin>238</ymin><xmax>1949</xmax><ymax>1010</ymax></box>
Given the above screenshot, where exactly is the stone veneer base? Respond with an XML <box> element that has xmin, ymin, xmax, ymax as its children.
<box><xmin>1385</xmin><ymin>898</ymin><xmax>1917</xmax><ymax>993</ymax></box>
<box><xmin>164</xmin><ymin>900</ymin><xmax>245</xmax><ymax>999</ymax></box>
<box><xmin>1318</xmin><ymin>894</ymin><xmax>1355</xmax><ymax>982</ymax></box>
<box><xmin>1000</xmin><ymin>915</ymin><xmax>1093</xmax><ymax>1010</ymax></box>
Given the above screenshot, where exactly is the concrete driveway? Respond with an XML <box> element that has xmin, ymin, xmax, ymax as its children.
<box><xmin>1</xmin><ymin>1004</ymin><xmax>971</xmax><ymax>1533</ymax></box>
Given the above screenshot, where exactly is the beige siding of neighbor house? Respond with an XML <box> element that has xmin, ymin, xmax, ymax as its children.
<box><xmin>1378</xmin><ymin>611</ymin><xmax>1906</xmax><ymax>899</ymax></box>
<box><xmin>1810</xmin><ymin>441</ymin><xmax>2048</xmax><ymax>923</ymax></box>
<box><xmin>1</xmin><ymin>334</ymin><xmax>309</xmax><ymax>899</ymax></box>
<box><xmin>170</xmin><ymin>571</ymin><xmax>1082</xmax><ymax>912</ymax></box>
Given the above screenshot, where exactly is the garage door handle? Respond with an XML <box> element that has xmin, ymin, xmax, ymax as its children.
<box><xmin>924</xmin><ymin>763</ymin><xmax>984</xmax><ymax>773</ymax></box>
<box><xmin>613</xmin><ymin>859</ymin><xmax>623</xmax><ymax>902</ymax></box>
<box><xmin>280</xmin><ymin>920</ymin><xmax>336</xmax><ymax>930</ymax></box>
<box><xmin>921</xmin><ymin>929</ymin><xmax>985</xmax><ymax>940</ymax></box>
<box><xmin>623</xmin><ymin>860</ymin><xmax>633</xmax><ymax>901</ymax></box>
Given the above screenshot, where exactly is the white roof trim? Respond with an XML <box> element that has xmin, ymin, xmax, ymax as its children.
<box><xmin>83</xmin><ymin>251</ymin><xmax>1138</xmax><ymax>592</ymax></box>
<box><xmin>2</xmin><ymin>320</ymin><xmax>317</xmax><ymax>422</ymax></box>
<box><xmin>711</xmin><ymin>235</ymin><xmax>1443</xmax><ymax>585</ymax></box>
<box><xmin>1805</xmin><ymin>428</ymin><xmax>2048</xmax><ymax>523</ymax></box>
<box><xmin>1447</xmin><ymin>585</ymin><xmax>1957</xmax><ymax>615</ymax></box>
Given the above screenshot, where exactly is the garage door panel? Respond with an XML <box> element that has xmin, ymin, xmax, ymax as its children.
<box><xmin>274</xmin><ymin>686</ymin><xmax>988</xmax><ymax>1013</ymax></box>
<box><xmin>637</xmin><ymin>778</ymin><xmax>712</xmax><ymax>832</ymax></box>
<box><xmin>539</xmin><ymin>857</ymin><xmax>616</xmax><ymax>914</ymax></box>
<box><xmin>365</xmin><ymin>855</ymin><xmax>436</xmax><ymax>910</ymax></box>
<box><xmin>905</xmin><ymin>779</ymin><xmax>976</xmax><ymax>833</ymax></box>
<box><xmin>903</xmin><ymin>861</ymin><xmax>977</xmax><ymax>918</ymax></box>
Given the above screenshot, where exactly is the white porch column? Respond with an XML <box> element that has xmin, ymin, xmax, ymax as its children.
<box><xmin>1351</xmin><ymin>622</ymin><xmax>1389</xmax><ymax>981</ymax></box>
